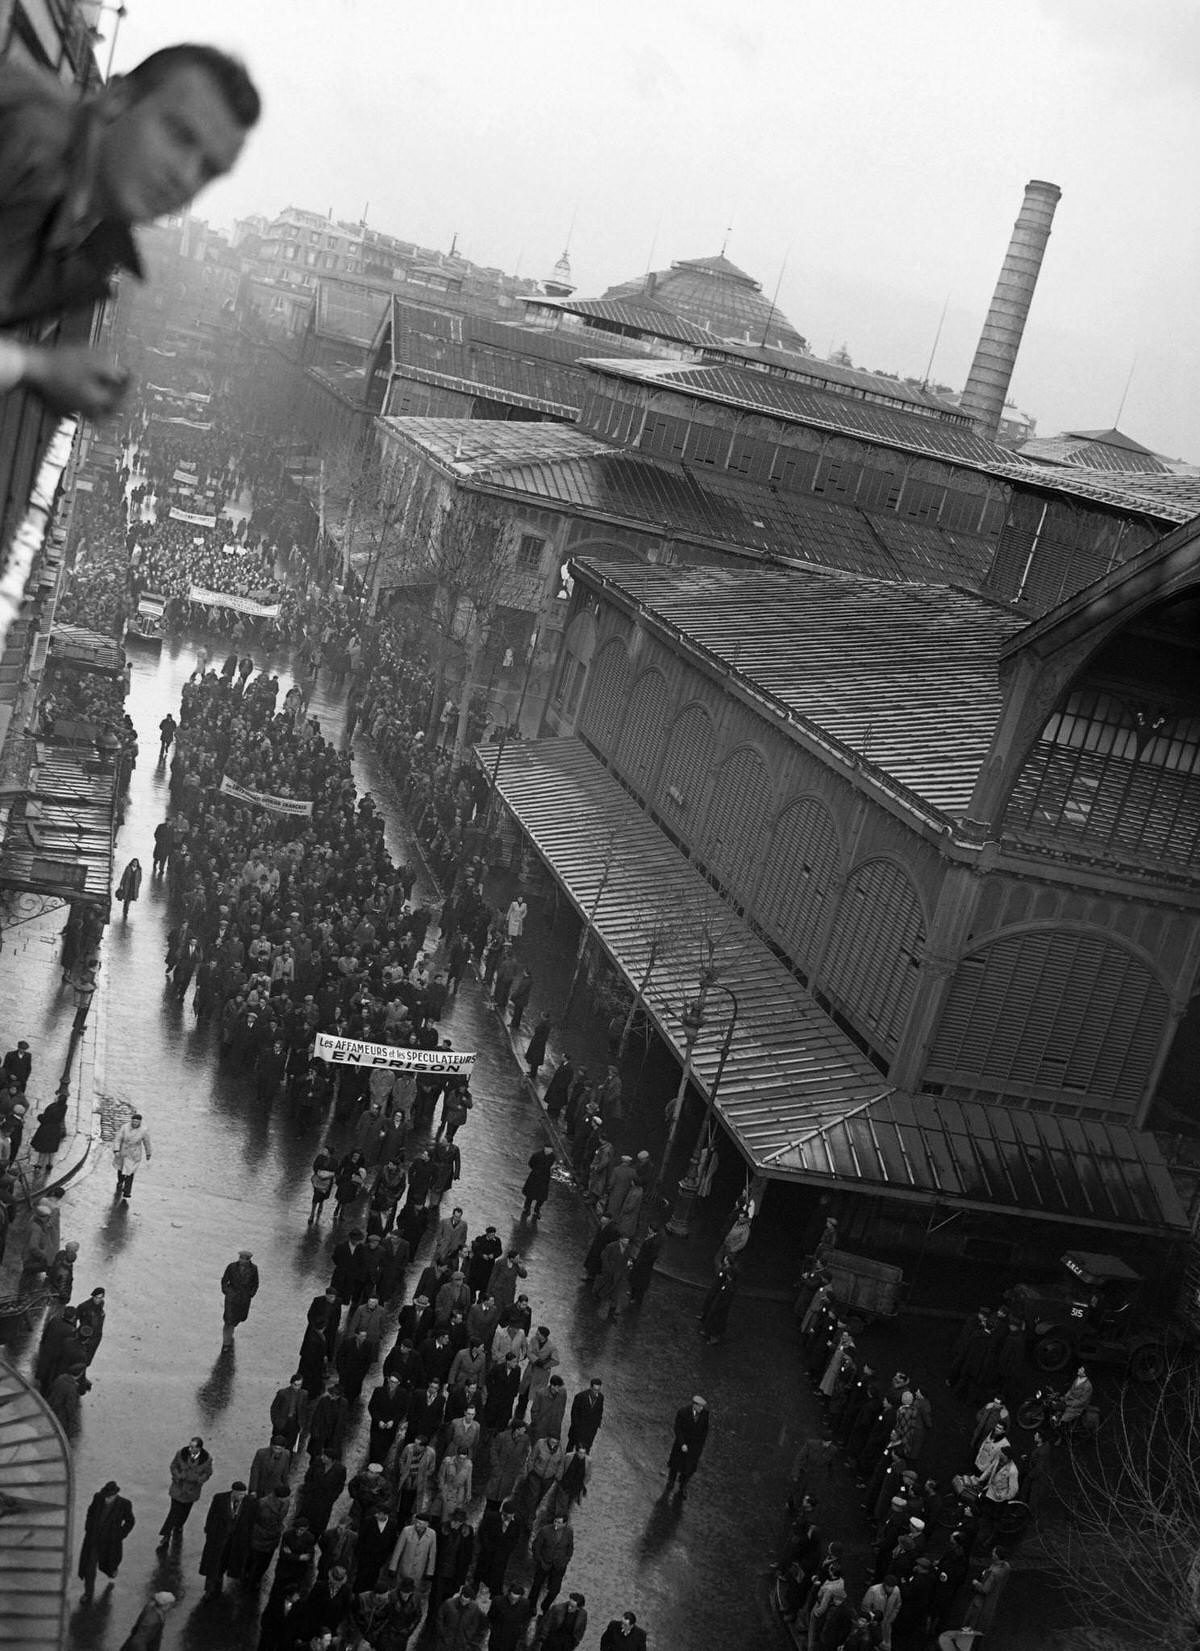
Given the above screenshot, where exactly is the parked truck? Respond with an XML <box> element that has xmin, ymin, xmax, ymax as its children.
<box><xmin>1005</xmin><ymin>1248</ymin><xmax>1198</xmax><ymax>1384</ymax></box>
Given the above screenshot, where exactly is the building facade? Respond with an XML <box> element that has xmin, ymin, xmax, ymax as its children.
<box><xmin>483</xmin><ymin>535</ymin><xmax>1200</xmax><ymax>1259</ymax></box>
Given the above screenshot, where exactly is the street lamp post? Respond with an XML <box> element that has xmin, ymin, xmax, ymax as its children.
<box><xmin>654</xmin><ymin>982</ymin><xmax>711</xmax><ymax>1210</ymax></box>
<box><xmin>666</xmin><ymin>982</ymin><xmax>739</xmax><ymax>1238</ymax></box>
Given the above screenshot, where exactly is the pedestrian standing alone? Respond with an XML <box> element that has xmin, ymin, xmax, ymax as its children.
<box><xmin>115</xmin><ymin>857</ymin><xmax>142</xmax><ymax>920</ymax></box>
<box><xmin>521</xmin><ymin>1146</ymin><xmax>555</xmax><ymax>1223</ymax></box>
<box><xmin>112</xmin><ymin>1110</ymin><xmax>151</xmax><ymax>1200</ymax></box>
<box><xmin>156</xmin><ymin>1437</ymin><xmax>213</xmax><ymax>1551</ymax></box>
<box><xmin>525</xmin><ymin>1013</ymin><xmax>552</xmax><ymax>1080</ymax></box>
<box><xmin>508</xmin><ymin>969</ymin><xmax>533</xmax><ymax>1033</ymax></box>
<box><xmin>220</xmin><ymin>1248</ymin><xmax>259</xmax><ymax>1345</ymax></box>
<box><xmin>664</xmin><ymin>1396</ymin><xmax>709</xmax><ymax>1501</ymax></box>
<box><xmin>78</xmin><ymin>1480</ymin><xmax>136</xmax><ymax>1601</ymax></box>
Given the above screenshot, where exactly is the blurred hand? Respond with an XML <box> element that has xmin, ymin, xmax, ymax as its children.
<box><xmin>21</xmin><ymin>344</ymin><xmax>130</xmax><ymax>417</ymax></box>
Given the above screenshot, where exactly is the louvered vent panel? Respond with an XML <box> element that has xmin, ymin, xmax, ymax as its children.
<box><xmin>657</xmin><ymin>704</ymin><xmax>715</xmax><ymax>825</ymax></box>
<box><xmin>758</xmin><ymin>797</ymin><xmax>841</xmax><ymax>970</ymax></box>
<box><xmin>579</xmin><ymin>639</ymin><xmax>629</xmax><ymax>755</ymax></box>
<box><xmin>615</xmin><ymin>669</ymin><xmax>671</xmax><ymax>795</ymax></box>
<box><xmin>928</xmin><ymin>931</ymin><xmax>1168</xmax><ymax>1113</ymax></box>
<box><xmin>823</xmin><ymin>859</ymin><xmax>925</xmax><ymax>1051</ymax></box>
<box><xmin>705</xmin><ymin>746</ymin><xmax>771</xmax><ymax>874</ymax></box>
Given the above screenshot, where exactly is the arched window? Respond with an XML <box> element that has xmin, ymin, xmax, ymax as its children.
<box><xmin>704</xmin><ymin>746</ymin><xmax>771</xmax><ymax>885</ymax></box>
<box><xmin>579</xmin><ymin>639</ymin><xmax>629</xmax><ymax>753</ymax></box>
<box><xmin>615</xmin><ymin>670</ymin><xmax>671</xmax><ymax>793</ymax></box>
<box><xmin>823</xmin><ymin>859</ymin><xmax>925</xmax><ymax>1052</ymax></box>
<box><xmin>1005</xmin><ymin>689</ymin><xmax>1200</xmax><ymax>862</ymax></box>
<box><xmin>928</xmin><ymin>929</ymin><xmax>1168</xmax><ymax>1113</ymax></box>
<box><xmin>757</xmin><ymin>797</ymin><xmax>841</xmax><ymax>968</ymax></box>
<box><xmin>657</xmin><ymin>703</ymin><xmax>714</xmax><ymax>826</ymax></box>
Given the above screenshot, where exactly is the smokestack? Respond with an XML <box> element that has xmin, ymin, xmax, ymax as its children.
<box><xmin>959</xmin><ymin>178</ymin><xmax>1061</xmax><ymax>440</ymax></box>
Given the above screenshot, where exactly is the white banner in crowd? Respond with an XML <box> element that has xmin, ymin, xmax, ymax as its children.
<box><xmin>153</xmin><ymin>416</ymin><xmax>213</xmax><ymax>431</ymax></box>
<box><xmin>218</xmin><ymin>775</ymin><xmax>313</xmax><ymax>816</ymax></box>
<box><xmin>173</xmin><ymin>467</ymin><xmax>199</xmax><ymax>484</ymax></box>
<box><xmin>314</xmin><ymin>1033</ymin><xmax>476</xmax><ymax>1075</ymax></box>
<box><xmin>189</xmin><ymin>586</ymin><xmax>280</xmax><ymax>618</ymax></box>
<box><xmin>170</xmin><ymin>507</ymin><xmax>218</xmax><ymax>527</ymax></box>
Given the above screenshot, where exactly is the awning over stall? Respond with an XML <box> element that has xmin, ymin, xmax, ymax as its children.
<box><xmin>482</xmin><ymin>737</ymin><xmax>1188</xmax><ymax>1235</ymax></box>
<box><xmin>0</xmin><ymin>744</ymin><xmax>117</xmax><ymax>906</ymax></box>
<box><xmin>0</xmin><ymin>1357</ymin><xmax>73</xmax><ymax>1650</ymax></box>
<box><xmin>48</xmin><ymin>622</ymin><xmax>125</xmax><ymax>675</ymax></box>
<box><xmin>768</xmin><ymin>1090</ymin><xmax>1187</xmax><ymax>1232</ymax></box>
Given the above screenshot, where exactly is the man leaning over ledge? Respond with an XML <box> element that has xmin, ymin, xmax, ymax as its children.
<box><xmin>0</xmin><ymin>43</ymin><xmax>260</xmax><ymax>417</ymax></box>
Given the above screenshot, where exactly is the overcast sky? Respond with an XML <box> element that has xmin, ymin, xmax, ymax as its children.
<box><xmin>110</xmin><ymin>0</ymin><xmax>1200</xmax><ymax>460</ymax></box>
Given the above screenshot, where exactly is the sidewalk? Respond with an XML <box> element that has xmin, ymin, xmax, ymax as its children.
<box><xmin>0</xmin><ymin>899</ymin><xmax>107</xmax><ymax>1297</ymax></box>
<box><xmin>462</xmin><ymin>845</ymin><xmax>789</xmax><ymax>1295</ymax></box>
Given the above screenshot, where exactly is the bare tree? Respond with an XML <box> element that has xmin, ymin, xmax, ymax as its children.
<box><xmin>318</xmin><ymin>440</ymin><xmax>411</xmax><ymax>601</ymax></box>
<box><xmin>617</xmin><ymin>891</ymin><xmax>690</xmax><ymax>1058</ymax></box>
<box><xmin>562</xmin><ymin>826</ymin><xmax>621</xmax><ymax>1019</ymax></box>
<box><xmin>423</xmin><ymin>493</ymin><xmax>516</xmax><ymax>758</ymax></box>
<box><xmin>1024</xmin><ymin>1360</ymin><xmax>1200</xmax><ymax>1651</ymax></box>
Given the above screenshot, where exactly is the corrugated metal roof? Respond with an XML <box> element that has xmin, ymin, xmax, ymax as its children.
<box><xmin>48</xmin><ymin>623</ymin><xmax>124</xmax><ymax>674</ymax></box>
<box><xmin>1015</xmin><ymin>431</ymin><xmax>1169</xmax><ymax>474</ymax></box>
<box><xmin>503</xmin><ymin>450</ymin><xmax>995</xmax><ymax>588</ymax></box>
<box><xmin>0</xmin><ymin>1357</ymin><xmax>73</xmax><ymax>1650</ymax></box>
<box><xmin>379</xmin><ymin>418</ymin><xmax>614</xmax><ymax>473</ymax></box>
<box><xmin>30</xmin><ymin>744</ymin><xmax>119</xmax><ymax>808</ymax></box>
<box><xmin>990</xmin><ymin>461</ymin><xmax>1200</xmax><ymax>524</ymax></box>
<box><xmin>591</xmin><ymin>359</ymin><xmax>1019</xmax><ymax>468</ymax></box>
<box><xmin>390</xmin><ymin>334</ymin><xmax>582</xmax><ymax>417</ymax></box>
<box><xmin>707</xmin><ymin>340</ymin><xmax>969</xmax><ymax>416</ymax></box>
<box><xmin>776</xmin><ymin>1091</ymin><xmax>1187</xmax><ymax>1233</ymax></box>
<box><xmin>575</xmin><ymin>559</ymin><xmax>1024</xmax><ymax>816</ymax></box>
<box><xmin>0</xmin><ymin>784</ymin><xmax>115</xmax><ymax>905</ymax></box>
<box><xmin>482</xmin><ymin>736</ymin><xmax>886</xmax><ymax>1165</ymax></box>
<box><xmin>485</xmin><ymin>739</ymin><xmax>1187</xmax><ymax>1233</ymax></box>
<box><xmin>534</xmin><ymin>296</ymin><xmax>717</xmax><ymax>350</ymax></box>
<box><xmin>468</xmin><ymin>316</ymin><xmax>648</xmax><ymax>366</ymax></box>
<box><xmin>386</xmin><ymin>422</ymin><xmax>996</xmax><ymax>592</ymax></box>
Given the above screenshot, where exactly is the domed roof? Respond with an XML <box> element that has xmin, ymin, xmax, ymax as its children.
<box><xmin>602</xmin><ymin>253</ymin><xmax>807</xmax><ymax>354</ymax></box>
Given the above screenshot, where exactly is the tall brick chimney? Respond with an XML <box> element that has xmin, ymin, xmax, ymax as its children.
<box><xmin>959</xmin><ymin>179</ymin><xmax>1061</xmax><ymax>439</ymax></box>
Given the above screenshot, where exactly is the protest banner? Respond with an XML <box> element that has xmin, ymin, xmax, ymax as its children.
<box><xmin>189</xmin><ymin>586</ymin><xmax>281</xmax><ymax>618</ymax></box>
<box><xmin>173</xmin><ymin>467</ymin><xmax>199</xmax><ymax>484</ymax></box>
<box><xmin>314</xmin><ymin>1033</ymin><xmax>475</xmax><ymax>1075</ymax></box>
<box><xmin>169</xmin><ymin>508</ymin><xmax>218</xmax><ymax>527</ymax></box>
<box><xmin>218</xmin><ymin>775</ymin><xmax>313</xmax><ymax>816</ymax></box>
